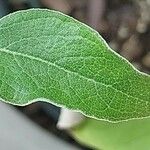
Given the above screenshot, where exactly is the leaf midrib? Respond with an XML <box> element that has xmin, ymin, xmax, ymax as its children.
<box><xmin>0</xmin><ymin>48</ymin><xmax>145</xmax><ymax>104</ymax></box>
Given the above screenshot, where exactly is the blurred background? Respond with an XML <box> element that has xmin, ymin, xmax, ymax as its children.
<box><xmin>0</xmin><ymin>0</ymin><xmax>150</xmax><ymax>150</ymax></box>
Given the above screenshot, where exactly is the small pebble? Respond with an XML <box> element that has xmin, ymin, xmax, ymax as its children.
<box><xmin>142</xmin><ymin>52</ymin><xmax>150</xmax><ymax>69</ymax></box>
<box><xmin>121</xmin><ymin>35</ymin><xmax>143</xmax><ymax>61</ymax></box>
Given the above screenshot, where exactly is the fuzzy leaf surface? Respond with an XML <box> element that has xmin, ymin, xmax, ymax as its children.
<box><xmin>0</xmin><ymin>9</ymin><xmax>150</xmax><ymax>121</ymax></box>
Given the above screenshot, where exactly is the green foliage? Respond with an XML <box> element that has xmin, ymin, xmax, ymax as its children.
<box><xmin>72</xmin><ymin>117</ymin><xmax>150</xmax><ymax>150</ymax></box>
<box><xmin>0</xmin><ymin>9</ymin><xmax>150</xmax><ymax>122</ymax></box>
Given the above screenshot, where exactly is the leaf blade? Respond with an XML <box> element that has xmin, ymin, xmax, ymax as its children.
<box><xmin>0</xmin><ymin>9</ymin><xmax>150</xmax><ymax>122</ymax></box>
<box><xmin>72</xmin><ymin>118</ymin><xmax>150</xmax><ymax>150</ymax></box>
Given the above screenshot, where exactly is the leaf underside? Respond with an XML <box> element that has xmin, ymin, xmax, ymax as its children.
<box><xmin>0</xmin><ymin>9</ymin><xmax>149</xmax><ymax>122</ymax></box>
<box><xmin>72</xmin><ymin>117</ymin><xmax>150</xmax><ymax>150</ymax></box>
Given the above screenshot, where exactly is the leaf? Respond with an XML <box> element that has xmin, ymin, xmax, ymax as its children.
<box><xmin>71</xmin><ymin>117</ymin><xmax>150</xmax><ymax>150</ymax></box>
<box><xmin>0</xmin><ymin>9</ymin><xmax>149</xmax><ymax>122</ymax></box>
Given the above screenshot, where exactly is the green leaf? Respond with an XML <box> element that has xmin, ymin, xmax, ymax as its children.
<box><xmin>0</xmin><ymin>9</ymin><xmax>149</xmax><ymax>122</ymax></box>
<box><xmin>71</xmin><ymin>118</ymin><xmax>150</xmax><ymax>150</ymax></box>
